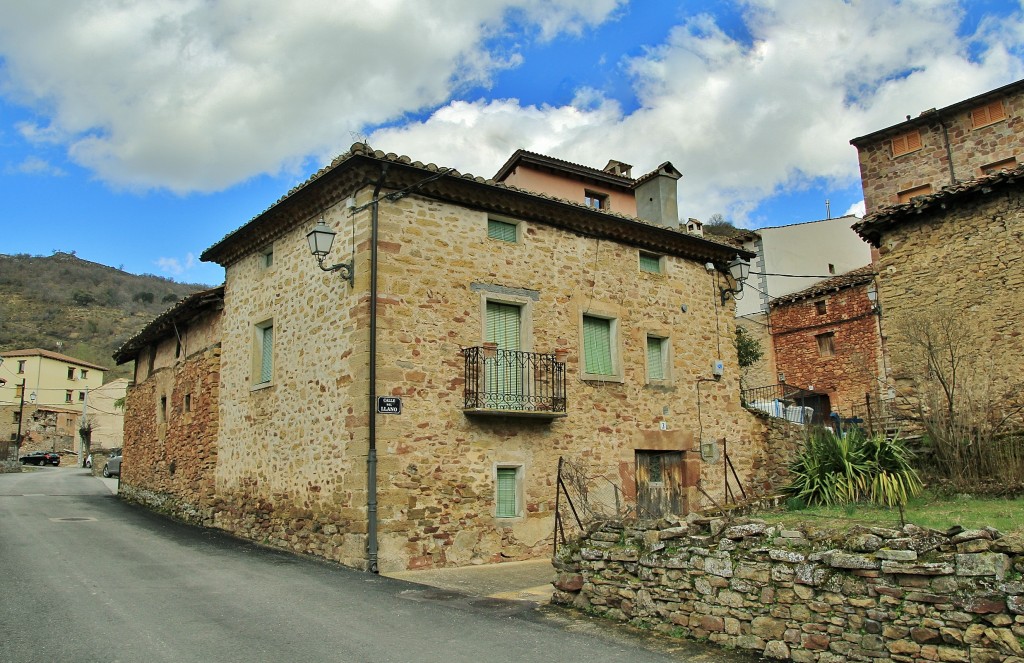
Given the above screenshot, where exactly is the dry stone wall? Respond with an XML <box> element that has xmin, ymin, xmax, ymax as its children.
<box><xmin>554</xmin><ymin>518</ymin><xmax>1024</xmax><ymax>663</ymax></box>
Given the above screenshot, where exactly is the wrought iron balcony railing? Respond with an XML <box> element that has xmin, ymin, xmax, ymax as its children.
<box><xmin>463</xmin><ymin>346</ymin><xmax>567</xmax><ymax>418</ymax></box>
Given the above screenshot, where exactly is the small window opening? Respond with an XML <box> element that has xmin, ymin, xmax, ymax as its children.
<box><xmin>815</xmin><ymin>300</ymin><xmax>827</xmax><ymax>315</ymax></box>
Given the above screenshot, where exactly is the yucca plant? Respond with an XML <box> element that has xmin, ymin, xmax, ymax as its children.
<box><xmin>785</xmin><ymin>428</ymin><xmax>922</xmax><ymax>507</ymax></box>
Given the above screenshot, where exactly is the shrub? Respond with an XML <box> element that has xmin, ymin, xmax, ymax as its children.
<box><xmin>785</xmin><ymin>428</ymin><xmax>922</xmax><ymax>507</ymax></box>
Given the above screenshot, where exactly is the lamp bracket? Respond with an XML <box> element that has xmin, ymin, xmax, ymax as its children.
<box><xmin>317</xmin><ymin>256</ymin><xmax>355</xmax><ymax>285</ymax></box>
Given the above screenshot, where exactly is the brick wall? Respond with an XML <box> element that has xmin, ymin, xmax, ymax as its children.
<box><xmin>855</xmin><ymin>89</ymin><xmax>1024</xmax><ymax>212</ymax></box>
<box><xmin>770</xmin><ymin>284</ymin><xmax>883</xmax><ymax>416</ymax></box>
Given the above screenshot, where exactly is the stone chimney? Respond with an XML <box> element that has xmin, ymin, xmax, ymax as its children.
<box><xmin>634</xmin><ymin>162</ymin><xmax>682</xmax><ymax>229</ymax></box>
<box><xmin>603</xmin><ymin>160</ymin><xmax>633</xmax><ymax>178</ymax></box>
<box><xmin>686</xmin><ymin>218</ymin><xmax>704</xmax><ymax>236</ymax></box>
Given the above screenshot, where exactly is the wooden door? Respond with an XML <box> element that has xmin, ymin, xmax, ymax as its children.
<box><xmin>635</xmin><ymin>451</ymin><xmax>684</xmax><ymax>518</ymax></box>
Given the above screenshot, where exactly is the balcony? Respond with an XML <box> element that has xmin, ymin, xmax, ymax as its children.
<box><xmin>462</xmin><ymin>346</ymin><xmax>567</xmax><ymax>419</ymax></box>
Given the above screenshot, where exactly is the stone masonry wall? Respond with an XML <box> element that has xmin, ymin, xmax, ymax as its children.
<box><xmin>856</xmin><ymin>90</ymin><xmax>1024</xmax><ymax>212</ymax></box>
<box><xmin>213</xmin><ymin>182</ymin><xmax>780</xmax><ymax>573</ymax></box>
<box><xmin>875</xmin><ymin>187</ymin><xmax>1024</xmax><ymax>420</ymax></box>
<box><xmin>120</xmin><ymin>334</ymin><xmax>221</xmax><ymax>526</ymax></box>
<box><xmin>770</xmin><ymin>284</ymin><xmax>883</xmax><ymax>416</ymax></box>
<box><xmin>554</xmin><ymin>518</ymin><xmax>1024</xmax><ymax>663</ymax></box>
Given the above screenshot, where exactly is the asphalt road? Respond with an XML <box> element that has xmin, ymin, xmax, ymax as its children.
<box><xmin>0</xmin><ymin>467</ymin><xmax>756</xmax><ymax>663</ymax></box>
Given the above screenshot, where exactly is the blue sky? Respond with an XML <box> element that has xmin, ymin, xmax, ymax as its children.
<box><xmin>1</xmin><ymin>1</ymin><xmax>1022</xmax><ymax>286</ymax></box>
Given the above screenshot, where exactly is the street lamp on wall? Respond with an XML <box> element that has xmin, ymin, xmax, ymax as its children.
<box><xmin>720</xmin><ymin>255</ymin><xmax>751</xmax><ymax>305</ymax></box>
<box><xmin>306</xmin><ymin>216</ymin><xmax>354</xmax><ymax>285</ymax></box>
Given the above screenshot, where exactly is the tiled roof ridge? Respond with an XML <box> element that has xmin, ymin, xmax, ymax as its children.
<box><xmin>495</xmin><ymin>148</ymin><xmax>636</xmax><ymax>185</ymax></box>
<box><xmin>769</xmin><ymin>264</ymin><xmax>877</xmax><ymax>307</ymax></box>
<box><xmin>854</xmin><ymin>164</ymin><xmax>1024</xmax><ymax>241</ymax></box>
<box><xmin>112</xmin><ymin>285</ymin><xmax>225</xmax><ymax>364</ymax></box>
<box><xmin>0</xmin><ymin>348</ymin><xmax>109</xmax><ymax>371</ymax></box>
<box><xmin>205</xmin><ymin>143</ymin><xmax>743</xmax><ymax>258</ymax></box>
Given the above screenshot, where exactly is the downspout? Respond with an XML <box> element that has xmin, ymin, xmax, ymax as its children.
<box><xmin>938</xmin><ymin>114</ymin><xmax>957</xmax><ymax>185</ymax></box>
<box><xmin>366</xmin><ymin>163</ymin><xmax>388</xmax><ymax>574</ymax></box>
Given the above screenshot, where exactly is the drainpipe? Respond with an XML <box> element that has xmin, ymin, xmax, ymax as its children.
<box><xmin>938</xmin><ymin>114</ymin><xmax>957</xmax><ymax>185</ymax></box>
<box><xmin>366</xmin><ymin>164</ymin><xmax>388</xmax><ymax>574</ymax></box>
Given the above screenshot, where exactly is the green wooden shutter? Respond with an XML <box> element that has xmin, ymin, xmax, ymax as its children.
<box><xmin>486</xmin><ymin>302</ymin><xmax>521</xmax><ymax>350</ymax></box>
<box><xmin>647</xmin><ymin>336</ymin><xmax>665</xmax><ymax>380</ymax></box>
<box><xmin>259</xmin><ymin>325</ymin><xmax>273</xmax><ymax>383</ymax></box>
<box><xmin>583</xmin><ymin>316</ymin><xmax>613</xmax><ymax>375</ymax></box>
<box><xmin>639</xmin><ymin>253</ymin><xmax>661</xmax><ymax>273</ymax></box>
<box><xmin>488</xmin><ymin>219</ymin><xmax>517</xmax><ymax>243</ymax></box>
<box><xmin>496</xmin><ymin>467</ymin><xmax>518</xmax><ymax>517</ymax></box>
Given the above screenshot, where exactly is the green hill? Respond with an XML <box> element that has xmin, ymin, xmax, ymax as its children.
<box><xmin>0</xmin><ymin>252</ymin><xmax>213</xmax><ymax>379</ymax></box>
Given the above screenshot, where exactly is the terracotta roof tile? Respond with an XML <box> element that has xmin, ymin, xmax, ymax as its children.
<box><xmin>769</xmin><ymin>264</ymin><xmax>877</xmax><ymax>307</ymax></box>
<box><xmin>112</xmin><ymin>286</ymin><xmax>225</xmax><ymax>365</ymax></box>
<box><xmin>201</xmin><ymin>143</ymin><xmax>749</xmax><ymax>266</ymax></box>
<box><xmin>854</xmin><ymin>165</ymin><xmax>1024</xmax><ymax>245</ymax></box>
<box><xmin>0</xmin><ymin>348</ymin><xmax>108</xmax><ymax>371</ymax></box>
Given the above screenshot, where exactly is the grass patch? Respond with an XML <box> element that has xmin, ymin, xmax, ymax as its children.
<box><xmin>759</xmin><ymin>490</ymin><xmax>1024</xmax><ymax>535</ymax></box>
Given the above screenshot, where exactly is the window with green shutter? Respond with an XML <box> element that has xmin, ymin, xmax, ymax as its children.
<box><xmin>583</xmin><ymin>315</ymin><xmax>614</xmax><ymax>376</ymax></box>
<box><xmin>258</xmin><ymin>324</ymin><xmax>273</xmax><ymax>383</ymax></box>
<box><xmin>639</xmin><ymin>252</ymin><xmax>662</xmax><ymax>274</ymax></box>
<box><xmin>647</xmin><ymin>336</ymin><xmax>665</xmax><ymax>381</ymax></box>
<box><xmin>496</xmin><ymin>467</ymin><xmax>518</xmax><ymax>517</ymax></box>
<box><xmin>488</xmin><ymin>218</ymin><xmax>518</xmax><ymax>243</ymax></box>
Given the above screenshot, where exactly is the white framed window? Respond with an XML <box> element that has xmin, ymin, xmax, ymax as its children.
<box><xmin>65</xmin><ymin>390</ymin><xmax>73</xmax><ymax>403</ymax></box>
<box><xmin>639</xmin><ymin>252</ymin><xmax>663</xmax><ymax>274</ymax></box>
<box><xmin>580</xmin><ymin>313</ymin><xmax>622</xmax><ymax>381</ymax></box>
<box><xmin>254</xmin><ymin>319</ymin><xmax>274</xmax><ymax>386</ymax></box>
<box><xmin>646</xmin><ymin>335</ymin><xmax>669</xmax><ymax>383</ymax></box>
<box><xmin>487</xmin><ymin>217</ymin><xmax>519</xmax><ymax>243</ymax></box>
<box><xmin>495</xmin><ymin>465</ymin><xmax>522</xmax><ymax>518</ymax></box>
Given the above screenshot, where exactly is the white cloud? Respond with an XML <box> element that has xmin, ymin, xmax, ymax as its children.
<box><xmin>376</xmin><ymin>0</ymin><xmax>1024</xmax><ymax>224</ymax></box>
<box><xmin>0</xmin><ymin>0</ymin><xmax>623</xmax><ymax>193</ymax></box>
<box><xmin>5</xmin><ymin>156</ymin><xmax>65</xmax><ymax>176</ymax></box>
<box><xmin>844</xmin><ymin>200</ymin><xmax>866</xmax><ymax>218</ymax></box>
<box><xmin>155</xmin><ymin>253</ymin><xmax>196</xmax><ymax>275</ymax></box>
<box><xmin>0</xmin><ymin>0</ymin><xmax>1021</xmax><ymax>226</ymax></box>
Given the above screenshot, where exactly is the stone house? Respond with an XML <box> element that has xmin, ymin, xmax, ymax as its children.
<box><xmin>118</xmin><ymin>143</ymin><xmax>797</xmax><ymax>573</ymax></box>
<box><xmin>113</xmin><ymin>286</ymin><xmax>223</xmax><ymax>522</ymax></box>
<box><xmin>850</xmin><ymin>78</ymin><xmax>1024</xmax><ymax>213</ymax></box>
<box><xmin>0</xmin><ymin>403</ymin><xmax>79</xmax><ymax>457</ymax></box>
<box><xmin>851</xmin><ymin>79</ymin><xmax>1024</xmax><ymax>420</ymax></box>
<box><xmin>853</xmin><ymin>166</ymin><xmax>1024</xmax><ymax>419</ymax></box>
<box><xmin>766</xmin><ymin>265</ymin><xmax>883</xmax><ymax>422</ymax></box>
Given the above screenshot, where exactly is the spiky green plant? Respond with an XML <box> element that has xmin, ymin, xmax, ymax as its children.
<box><xmin>785</xmin><ymin>428</ymin><xmax>922</xmax><ymax>507</ymax></box>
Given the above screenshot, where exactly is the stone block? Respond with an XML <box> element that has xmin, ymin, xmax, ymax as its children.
<box><xmin>829</xmin><ymin>552</ymin><xmax>880</xmax><ymax>570</ymax></box>
<box><xmin>704</xmin><ymin>556</ymin><xmax>734</xmax><ymax>578</ymax></box>
<box><xmin>875</xmin><ymin>548</ymin><xmax>918</xmax><ymax>561</ymax></box>
<box><xmin>751</xmin><ymin>616</ymin><xmax>787</xmax><ymax>640</ymax></box>
<box><xmin>934</xmin><ymin>646</ymin><xmax>969</xmax><ymax>663</ymax></box>
<box><xmin>882</xmin><ymin>560</ymin><xmax>955</xmax><ymax>575</ymax></box>
<box><xmin>769</xmin><ymin>549</ymin><xmax>806</xmax><ymax>563</ymax></box>
<box><xmin>955</xmin><ymin>553</ymin><xmax>1009</xmax><ymax>579</ymax></box>
<box><xmin>763</xmin><ymin>640</ymin><xmax>790</xmax><ymax>659</ymax></box>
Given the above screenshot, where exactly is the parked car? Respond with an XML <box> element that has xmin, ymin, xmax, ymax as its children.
<box><xmin>19</xmin><ymin>451</ymin><xmax>60</xmax><ymax>466</ymax></box>
<box><xmin>85</xmin><ymin>453</ymin><xmax>92</xmax><ymax>468</ymax></box>
<box><xmin>102</xmin><ymin>449</ymin><xmax>122</xmax><ymax>478</ymax></box>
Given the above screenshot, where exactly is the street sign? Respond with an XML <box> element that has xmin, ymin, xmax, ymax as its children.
<box><xmin>377</xmin><ymin>396</ymin><xmax>402</xmax><ymax>414</ymax></box>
